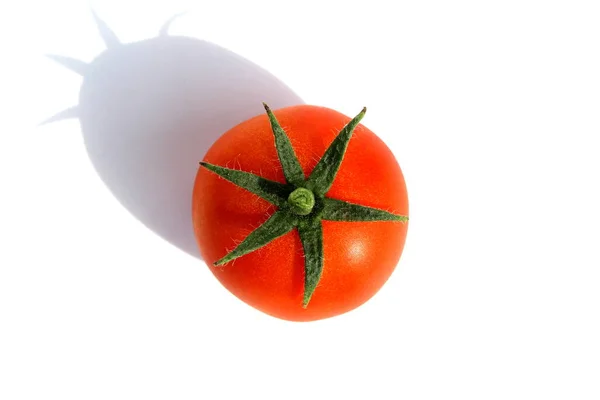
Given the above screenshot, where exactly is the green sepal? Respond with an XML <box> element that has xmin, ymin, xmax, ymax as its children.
<box><xmin>200</xmin><ymin>162</ymin><xmax>292</xmax><ymax>208</ymax></box>
<box><xmin>263</xmin><ymin>103</ymin><xmax>305</xmax><ymax>186</ymax></box>
<box><xmin>297</xmin><ymin>219</ymin><xmax>324</xmax><ymax>308</ymax></box>
<box><xmin>305</xmin><ymin>107</ymin><xmax>367</xmax><ymax>196</ymax></box>
<box><xmin>214</xmin><ymin>211</ymin><xmax>298</xmax><ymax>266</ymax></box>
<box><xmin>321</xmin><ymin>198</ymin><xmax>409</xmax><ymax>222</ymax></box>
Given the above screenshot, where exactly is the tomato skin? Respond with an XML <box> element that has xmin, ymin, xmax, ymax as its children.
<box><xmin>192</xmin><ymin>105</ymin><xmax>408</xmax><ymax>321</ymax></box>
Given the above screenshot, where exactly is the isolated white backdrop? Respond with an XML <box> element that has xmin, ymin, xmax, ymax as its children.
<box><xmin>1</xmin><ymin>0</ymin><xmax>599</xmax><ymax>399</ymax></box>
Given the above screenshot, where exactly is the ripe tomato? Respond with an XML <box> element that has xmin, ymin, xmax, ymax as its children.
<box><xmin>192</xmin><ymin>104</ymin><xmax>408</xmax><ymax>321</ymax></box>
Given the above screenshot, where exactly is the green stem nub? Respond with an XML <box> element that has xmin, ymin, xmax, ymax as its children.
<box><xmin>287</xmin><ymin>188</ymin><xmax>315</xmax><ymax>216</ymax></box>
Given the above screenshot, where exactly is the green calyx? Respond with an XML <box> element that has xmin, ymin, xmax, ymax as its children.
<box><xmin>200</xmin><ymin>103</ymin><xmax>408</xmax><ymax>308</ymax></box>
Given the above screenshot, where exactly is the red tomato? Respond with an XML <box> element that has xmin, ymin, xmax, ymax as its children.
<box><xmin>192</xmin><ymin>104</ymin><xmax>408</xmax><ymax>321</ymax></box>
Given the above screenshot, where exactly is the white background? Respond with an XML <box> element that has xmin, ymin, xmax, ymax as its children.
<box><xmin>1</xmin><ymin>0</ymin><xmax>599</xmax><ymax>398</ymax></box>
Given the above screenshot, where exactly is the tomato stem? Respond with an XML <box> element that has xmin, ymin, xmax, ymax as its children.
<box><xmin>287</xmin><ymin>188</ymin><xmax>315</xmax><ymax>216</ymax></box>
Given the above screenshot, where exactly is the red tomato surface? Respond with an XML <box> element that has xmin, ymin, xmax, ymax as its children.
<box><xmin>192</xmin><ymin>105</ymin><xmax>408</xmax><ymax>321</ymax></box>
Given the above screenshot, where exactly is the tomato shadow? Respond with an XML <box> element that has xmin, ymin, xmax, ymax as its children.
<box><xmin>44</xmin><ymin>16</ymin><xmax>304</xmax><ymax>260</ymax></box>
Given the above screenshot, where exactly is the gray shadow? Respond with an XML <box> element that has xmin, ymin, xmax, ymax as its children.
<box><xmin>45</xmin><ymin>18</ymin><xmax>304</xmax><ymax>260</ymax></box>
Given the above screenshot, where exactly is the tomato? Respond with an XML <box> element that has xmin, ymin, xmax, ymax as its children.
<box><xmin>192</xmin><ymin>104</ymin><xmax>409</xmax><ymax>322</ymax></box>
